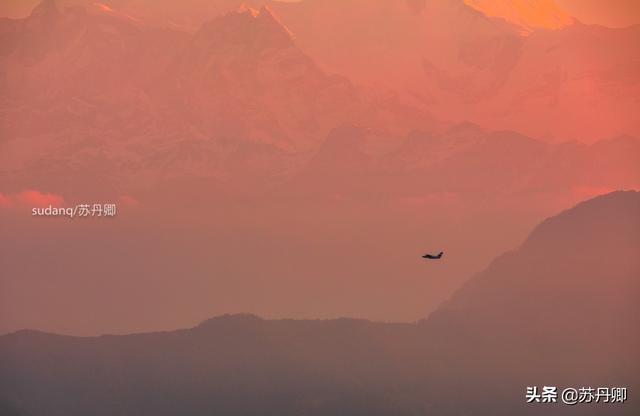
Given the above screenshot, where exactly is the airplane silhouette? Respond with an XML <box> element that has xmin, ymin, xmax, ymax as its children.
<box><xmin>422</xmin><ymin>251</ymin><xmax>443</xmax><ymax>260</ymax></box>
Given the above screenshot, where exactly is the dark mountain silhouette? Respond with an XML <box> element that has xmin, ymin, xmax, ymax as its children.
<box><xmin>1</xmin><ymin>191</ymin><xmax>638</xmax><ymax>415</ymax></box>
<box><xmin>423</xmin><ymin>190</ymin><xmax>640</xmax><ymax>414</ymax></box>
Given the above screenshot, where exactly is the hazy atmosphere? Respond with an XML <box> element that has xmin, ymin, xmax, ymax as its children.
<box><xmin>1</xmin><ymin>0</ymin><xmax>638</xmax><ymax>336</ymax></box>
<box><xmin>1</xmin><ymin>1</ymin><xmax>638</xmax><ymax>414</ymax></box>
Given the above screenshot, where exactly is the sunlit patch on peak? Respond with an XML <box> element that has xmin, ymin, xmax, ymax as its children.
<box><xmin>464</xmin><ymin>0</ymin><xmax>574</xmax><ymax>33</ymax></box>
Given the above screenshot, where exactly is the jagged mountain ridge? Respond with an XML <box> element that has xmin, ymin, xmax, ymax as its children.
<box><xmin>0</xmin><ymin>1</ymin><xmax>436</xmax><ymax>195</ymax></box>
<box><xmin>6</xmin><ymin>0</ymin><xmax>638</xmax><ymax>144</ymax></box>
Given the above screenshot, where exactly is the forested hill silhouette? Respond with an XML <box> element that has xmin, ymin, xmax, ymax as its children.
<box><xmin>1</xmin><ymin>191</ymin><xmax>638</xmax><ymax>415</ymax></box>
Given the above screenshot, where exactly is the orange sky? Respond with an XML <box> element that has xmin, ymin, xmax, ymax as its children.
<box><xmin>0</xmin><ymin>0</ymin><xmax>639</xmax><ymax>28</ymax></box>
<box><xmin>557</xmin><ymin>0</ymin><xmax>640</xmax><ymax>27</ymax></box>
